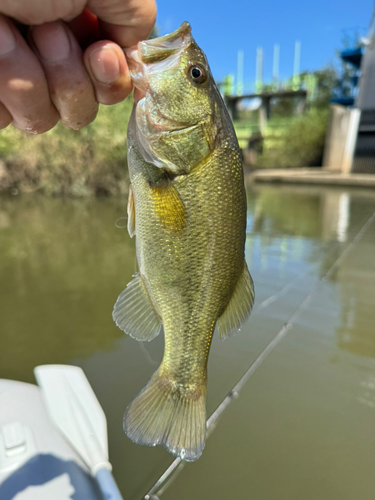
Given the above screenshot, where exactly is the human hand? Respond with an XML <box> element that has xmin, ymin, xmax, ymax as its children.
<box><xmin>0</xmin><ymin>0</ymin><xmax>156</xmax><ymax>133</ymax></box>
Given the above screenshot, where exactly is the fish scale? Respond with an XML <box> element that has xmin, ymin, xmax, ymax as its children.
<box><xmin>113</xmin><ymin>22</ymin><xmax>254</xmax><ymax>461</ymax></box>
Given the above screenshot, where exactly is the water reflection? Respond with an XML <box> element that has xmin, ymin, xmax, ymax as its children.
<box><xmin>1</xmin><ymin>186</ymin><xmax>374</xmax><ymax>381</ymax></box>
<box><xmin>247</xmin><ymin>184</ymin><xmax>375</xmax><ymax>359</ymax></box>
<box><xmin>250</xmin><ymin>186</ymin><xmax>322</xmax><ymax>238</ymax></box>
<box><xmin>335</xmin><ymin>225</ymin><xmax>375</xmax><ymax>358</ymax></box>
<box><xmin>0</xmin><ymin>184</ymin><xmax>375</xmax><ymax>500</ymax></box>
<box><xmin>0</xmin><ymin>196</ymin><xmax>136</xmax><ymax>381</ymax></box>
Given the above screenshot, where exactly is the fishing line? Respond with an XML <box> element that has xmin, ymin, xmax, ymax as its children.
<box><xmin>142</xmin><ymin>210</ymin><xmax>375</xmax><ymax>500</ymax></box>
<box><xmin>115</xmin><ymin>217</ymin><xmax>128</xmax><ymax>229</ymax></box>
<box><xmin>139</xmin><ymin>341</ymin><xmax>160</xmax><ymax>367</ymax></box>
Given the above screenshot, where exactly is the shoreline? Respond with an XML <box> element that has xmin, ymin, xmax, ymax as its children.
<box><xmin>247</xmin><ymin>168</ymin><xmax>375</xmax><ymax>188</ymax></box>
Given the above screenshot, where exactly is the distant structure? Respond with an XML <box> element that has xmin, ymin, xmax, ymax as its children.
<box><xmin>324</xmin><ymin>8</ymin><xmax>375</xmax><ymax>173</ymax></box>
<box><xmin>236</xmin><ymin>50</ymin><xmax>244</xmax><ymax>96</ymax></box>
<box><xmin>228</xmin><ymin>41</ymin><xmax>301</xmax><ymax>95</ymax></box>
<box><xmin>255</xmin><ymin>47</ymin><xmax>263</xmax><ymax>93</ymax></box>
<box><xmin>272</xmin><ymin>44</ymin><xmax>280</xmax><ymax>86</ymax></box>
<box><xmin>223</xmin><ymin>41</ymin><xmax>307</xmax><ymax>134</ymax></box>
<box><xmin>292</xmin><ymin>41</ymin><xmax>301</xmax><ymax>90</ymax></box>
<box><xmin>225</xmin><ymin>89</ymin><xmax>307</xmax><ymax>134</ymax></box>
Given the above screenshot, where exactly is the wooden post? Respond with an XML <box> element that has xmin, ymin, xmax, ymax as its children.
<box><xmin>259</xmin><ymin>96</ymin><xmax>271</xmax><ymax>133</ymax></box>
<box><xmin>296</xmin><ymin>96</ymin><xmax>307</xmax><ymax>115</ymax></box>
<box><xmin>225</xmin><ymin>97</ymin><xmax>238</xmax><ymax>121</ymax></box>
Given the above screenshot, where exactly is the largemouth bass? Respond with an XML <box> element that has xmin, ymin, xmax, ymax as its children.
<box><xmin>113</xmin><ymin>22</ymin><xmax>254</xmax><ymax>461</ymax></box>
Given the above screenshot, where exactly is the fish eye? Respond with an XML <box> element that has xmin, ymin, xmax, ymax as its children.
<box><xmin>188</xmin><ymin>65</ymin><xmax>207</xmax><ymax>84</ymax></box>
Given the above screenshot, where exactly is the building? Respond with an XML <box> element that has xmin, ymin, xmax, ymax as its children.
<box><xmin>323</xmin><ymin>9</ymin><xmax>375</xmax><ymax>174</ymax></box>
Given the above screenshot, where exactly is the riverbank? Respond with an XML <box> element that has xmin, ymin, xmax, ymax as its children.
<box><xmin>0</xmin><ymin>98</ymin><xmax>133</xmax><ymax>197</ymax></box>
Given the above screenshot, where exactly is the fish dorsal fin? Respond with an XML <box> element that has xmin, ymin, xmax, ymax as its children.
<box><xmin>217</xmin><ymin>261</ymin><xmax>255</xmax><ymax>340</ymax></box>
<box><xmin>127</xmin><ymin>184</ymin><xmax>136</xmax><ymax>238</ymax></box>
<box><xmin>113</xmin><ymin>273</ymin><xmax>162</xmax><ymax>341</ymax></box>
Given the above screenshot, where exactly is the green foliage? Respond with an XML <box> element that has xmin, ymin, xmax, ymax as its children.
<box><xmin>307</xmin><ymin>66</ymin><xmax>338</xmax><ymax>107</ymax></box>
<box><xmin>234</xmin><ymin>65</ymin><xmax>337</xmax><ymax>168</ymax></box>
<box><xmin>270</xmin><ymin>96</ymin><xmax>295</xmax><ymax>117</ymax></box>
<box><xmin>0</xmin><ymin>97</ymin><xmax>133</xmax><ymax>196</ymax></box>
<box><xmin>257</xmin><ymin>108</ymin><xmax>329</xmax><ymax>168</ymax></box>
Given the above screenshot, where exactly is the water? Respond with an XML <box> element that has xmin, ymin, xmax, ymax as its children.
<box><xmin>1</xmin><ymin>184</ymin><xmax>375</xmax><ymax>499</ymax></box>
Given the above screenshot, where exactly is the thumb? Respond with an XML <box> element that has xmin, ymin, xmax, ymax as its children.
<box><xmin>87</xmin><ymin>0</ymin><xmax>156</xmax><ymax>47</ymax></box>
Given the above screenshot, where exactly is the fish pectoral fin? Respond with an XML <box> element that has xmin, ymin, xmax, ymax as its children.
<box><xmin>112</xmin><ymin>273</ymin><xmax>162</xmax><ymax>341</ymax></box>
<box><xmin>150</xmin><ymin>180</ymin><xmax>187</xmax><ymax>234</ymax></box>
<box><xmin>217</xmin><ymin>261</ymin><xmax>255</xmax><ymax>340</ymax></box>
<box><xmin>127</xmin><ymin>184</ymin><xmax>136</xmax><ymax>238</ymax></box>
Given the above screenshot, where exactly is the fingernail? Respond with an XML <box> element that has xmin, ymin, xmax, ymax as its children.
<box><xmin>89</xmin><ymin>46</ymin><xmax>120</xmax><ymax>84</ymax></box>
<box><xmin>31</xmin><ymin>22</ymin><xmax>70</xmax><ymax>62</ymax></box>
<box><xmin>0</xmin><ymin>18</ymin><xmax>16</xmax><ymax>56</ymax></box>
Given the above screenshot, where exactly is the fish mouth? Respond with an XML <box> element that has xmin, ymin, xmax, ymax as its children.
<box><xmin>125</xmin><ymin>22</ymin><xmax>192</xmax><ymax>96</ymax></box>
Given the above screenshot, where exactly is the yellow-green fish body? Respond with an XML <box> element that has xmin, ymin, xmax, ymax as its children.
<box><xmin>113</xmin><ymin>22</ymin><xmax>254</xmax><ymax>461</ymax></box>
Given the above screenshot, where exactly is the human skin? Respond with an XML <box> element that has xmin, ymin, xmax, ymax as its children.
<box><xmin>0</xmin><ymin>0</ymin><xmax>156</xmax><ymax>133</ymax></box>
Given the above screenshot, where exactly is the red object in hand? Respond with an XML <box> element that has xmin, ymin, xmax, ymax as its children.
<box><xmin>67</xmin><ymin>8</ymin><xmax>100</xmax><ymax>50</ymax></box>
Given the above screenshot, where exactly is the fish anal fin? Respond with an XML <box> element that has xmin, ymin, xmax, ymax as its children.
<box><xmin>217</xmin><ymin>262</ymin><xmax>255</xmax><ymax>340</ymax></box>
<box><xmin>127</xmin><ymin>184</ymin><xmax>136</xmax><ymax>238</ymax></box>
<box><xmin>112</xmin><ymin>273</ymin><xmax>162</xmax><ymax>341</ymax></box>
<box><xmin>124</xmin><ymin>369</ymin><xmax>207</xmax><ymax>461</ymax></box>
<box><xmin>150</xmin><ymin>180</ymin><xmax>187</xmax><ymax>234</ymax></box>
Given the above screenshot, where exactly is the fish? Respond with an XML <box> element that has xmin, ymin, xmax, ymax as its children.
<box><xmin>113</xmin><ymin>21</ymin><xmax>254</xmax><ymax>461</ymax></box>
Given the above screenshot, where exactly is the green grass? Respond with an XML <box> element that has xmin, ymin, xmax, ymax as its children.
<box><xmin>234</xmin><ymin>108</ymin><xmax>329</xmax><ymax>168</ymax></box>
<box><xmin>233</xmin><ymin>116</ymin><xmax>299</xmax><ymax>149</ymax></box>
<box><xmin>258</xmin><ymin>108</ymin><xmax>329</xmax><ymax>168</ymax></box>
<box><xmin>0</xmin><ymin>97</ymin><xmax>133</xmax><ymax>196</ymax></box>
<box><xmin>233</xmin><ymin>121</ymin><xmax>259</xmax><ymax>149</ymax></box>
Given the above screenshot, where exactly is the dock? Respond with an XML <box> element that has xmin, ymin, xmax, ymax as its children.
<box><xmin>248</xmin><ymin>168</ymin><xmax>375</xmax><ymax>188</ymax></box>
<box><xmin>225</xmin><ymin>89</ymin><xmax>307</xmax><ymax>131</ymax></box>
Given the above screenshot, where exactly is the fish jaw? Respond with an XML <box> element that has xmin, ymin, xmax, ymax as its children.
<box><xmin>125</xmin><ymin>23</ymin><xmax>198</xmax><ymax>173</ymax></box>
<box><xmin>125</xmin><ymin>22</ymin><xmax>192</xmax><ymax>96</ymax></box>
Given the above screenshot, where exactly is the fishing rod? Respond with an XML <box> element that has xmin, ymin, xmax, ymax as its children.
<box><xmin>142</xmin><ymin>211</ymin><xmax>375</xmax><ymax>500</ymax></box>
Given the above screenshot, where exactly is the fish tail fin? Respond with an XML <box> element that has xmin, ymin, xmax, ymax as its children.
<box><xmin>123</xmin><ymin>369</ymin><xmax>207</xmax><ymax>461</ymax></box>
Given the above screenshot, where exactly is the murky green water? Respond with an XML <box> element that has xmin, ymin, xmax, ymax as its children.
<box><xmin>1</xmin><ymin>183</ymin><xmax>375</xmax><ymax>499</ymax></box>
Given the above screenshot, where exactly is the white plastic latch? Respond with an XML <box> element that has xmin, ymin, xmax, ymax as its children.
<box><xmin>3</xmin><ymin>422</ymin><xmax>27</xmax><ymax>457</ymax></box>
<box><xmin>0</xmin><ymin>422</ymin><xmax>38</xmax><ymax>474</ymax></box>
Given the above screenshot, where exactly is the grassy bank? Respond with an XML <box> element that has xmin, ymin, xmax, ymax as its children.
<box><xmin>257</xmin><ymin>108</ymin><xmax>330</xmax><ymax>168</ymax></box>
<box><xmin>0</xmin><ymin>96</ymin><xmax>330</xmax><ymax>197</ymax></box>
<box><xmin>0</xmin><ymin>97</ymin><xmax>133</xmax><ymax>196</ymax></box>
<box><xmin>234</xmin><ymin>108</ymin><xmax>330</xmax><ymax>169</ymax></box>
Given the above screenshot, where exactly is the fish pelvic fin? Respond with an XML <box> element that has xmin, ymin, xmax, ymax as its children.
<box><xmin>124</xmin><ymin>369</ymin><xmax>207</xmax><ymax>461</ymax></box>
<box><xmin>112</xmin><ymin>273</ymin><xmax>162</xmax><ymax>341</ymax></box>
<box><xmin>217</xmin><ymin>261</ymin><xmax>255</xmax><ymax>340</ymax></box>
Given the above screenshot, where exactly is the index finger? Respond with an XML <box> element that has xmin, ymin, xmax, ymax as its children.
<box><xmin>87</xmin><ymin>0</ymin><xmax>156</xmax><ymax>47</ymax></box>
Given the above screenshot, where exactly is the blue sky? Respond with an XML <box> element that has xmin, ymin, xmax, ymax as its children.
<box><xmin>156</xmin><ymin>0</ymin><xmax>373</xmax><ymax>92</ymax></box>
